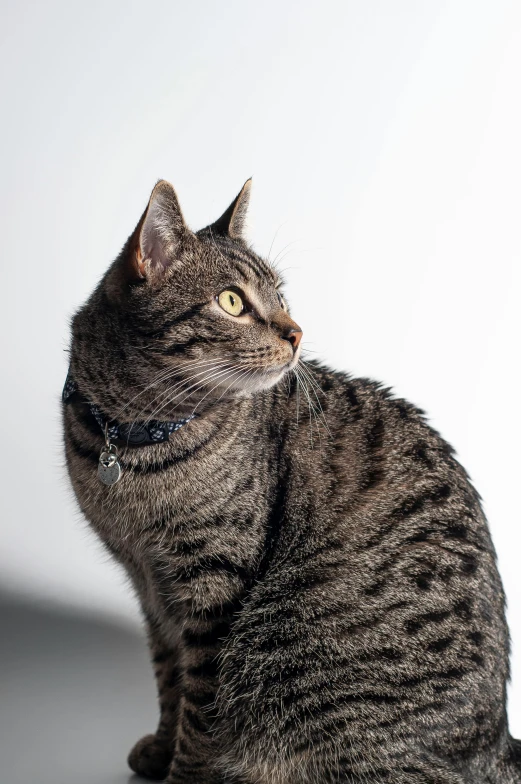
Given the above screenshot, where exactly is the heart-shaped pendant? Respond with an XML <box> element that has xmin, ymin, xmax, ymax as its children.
<box><xmin>98</xmin><ymin>445</ymin><xmax>122</xmax><ymax>486</ymax></box>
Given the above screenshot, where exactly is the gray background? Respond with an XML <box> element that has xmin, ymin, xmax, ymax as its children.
<box><xmin>1</xmin><ymin>0</ymin><xmax>520</xmax><ymax>780</ymax></box>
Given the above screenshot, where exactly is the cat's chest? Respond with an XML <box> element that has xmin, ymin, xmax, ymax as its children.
<box><xmin>78</xmin><ymin>438</ymin><xmax>271</xmax><ymax>628</ymax></box>
<box><xmin>74</xmin><ymin>429</ymin><xmax>270</xmax><ymax>555</ymax></box>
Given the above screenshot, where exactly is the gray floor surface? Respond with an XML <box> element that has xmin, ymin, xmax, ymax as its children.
<box><xmin>1</xmin><ymin>594</ymin><xmax>157</xmax><ymax>784</ymax></box>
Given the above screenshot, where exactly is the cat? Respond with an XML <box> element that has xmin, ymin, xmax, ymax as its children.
<box><xmin>63</xmin><ymin>178</ymin><xmax>521</xmax><ymax>783</ymax></box>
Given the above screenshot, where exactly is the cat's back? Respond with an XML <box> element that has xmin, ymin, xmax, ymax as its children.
<box><xmin>283</xmin><ymin>361</ymin><xmax>478</xmax><ymax>516</ymax></box>
<box><xmin>276</xmin><ymin>363</ymin><xmax>507</xmax><ymax>667</ymax></box>
<box><xmin>217</xmin><ymin>365</ymin><xmax>511</xmax><ymax>778</ymax></box>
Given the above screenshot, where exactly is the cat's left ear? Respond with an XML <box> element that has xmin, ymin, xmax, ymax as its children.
<box><xmin>206</xmin><ymin>179</ymin><xmax>252</xmax><ymax>241</ymax></box>
<box><xmin>130</xmin><ymin>180</ymin><xmax>190</xmax><ymax>282</ymax></box>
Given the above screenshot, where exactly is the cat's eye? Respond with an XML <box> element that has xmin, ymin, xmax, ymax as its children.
<box><xmin>277</xmin><ymin>292</ymin><xmax>287</xmax><ymax>311</ymax></box>
<box><xmin>218</xmin><ymin>289</ymin><xmax>244</xmax><ymax>316</ymax></box>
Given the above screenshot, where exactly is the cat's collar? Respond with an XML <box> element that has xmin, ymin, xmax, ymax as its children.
<box><xmin>62</xmin><ymin>370</ymin><xmax>196</xmax><ymax>448</ymax></box>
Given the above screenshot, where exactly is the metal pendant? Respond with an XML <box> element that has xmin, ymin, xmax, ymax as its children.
<box><xmin>98</xmin><ymin>426</ymin><xmax>122</xmax><ymax>486</ymax></box>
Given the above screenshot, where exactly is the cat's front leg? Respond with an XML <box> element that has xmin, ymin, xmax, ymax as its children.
<box><xmin>128</xmin><ymin>612</ymin><xmax>182</xmax><ymax>780</ymax></box>
<box><xmin>166</xmin><ymin>614</ymin><xmax>231</xmax><ymax>784</ymax></box>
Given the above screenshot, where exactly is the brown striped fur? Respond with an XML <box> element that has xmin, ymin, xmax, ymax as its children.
<box><xmin>63</xmin><ymin>180</ymin><xmax>521</xmax><ymax>783</ymax></box>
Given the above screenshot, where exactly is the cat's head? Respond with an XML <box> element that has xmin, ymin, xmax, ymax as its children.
<box><xmin>70</xmin><ymin>180</ymin><xmax>302</xmax><ymax>420</ymax></box>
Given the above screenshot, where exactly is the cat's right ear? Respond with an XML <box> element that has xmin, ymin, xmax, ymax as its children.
<box><xmin>206</xmin><ymin>179</ymin><xmax>252</xmax><ymax>241</ymax></box>
<box><xmin>127</xmin><ymin>180</ymin><xmax>189</xmax><ymax>283</ymax></box>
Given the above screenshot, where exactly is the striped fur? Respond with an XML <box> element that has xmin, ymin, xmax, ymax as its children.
<box><xmin>63</xmin><ymin>181</ymin><xmax>520</xmax><ymax>783</ymax></box>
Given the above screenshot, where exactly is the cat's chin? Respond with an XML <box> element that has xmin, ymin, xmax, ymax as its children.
<box><xmin>229</xmin><ymin>365</ymin><xmax>293</xmax><ymax>396</ymax></box>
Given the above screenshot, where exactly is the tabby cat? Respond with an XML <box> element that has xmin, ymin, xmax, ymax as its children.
<box><xmin>63</xmin><ymin>179</ymin><xmax>521</xmax><ymax>783</ymax></box>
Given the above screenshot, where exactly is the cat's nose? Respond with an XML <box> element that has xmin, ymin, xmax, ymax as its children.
<box><xmin>283</xmin><ymin>326</ymin><xmax>303</xmax><ymax>352</ymax></box>
<box><xmin>275</xmin><ymin>312</ymin><xmax>303</xmax><ymax>353</ymax></box>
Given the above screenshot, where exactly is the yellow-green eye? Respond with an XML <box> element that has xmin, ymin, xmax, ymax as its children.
<box><xmin>218</xmin><ymin>289</ymin><xmax>244</xmax><ymax>316</ymax></box>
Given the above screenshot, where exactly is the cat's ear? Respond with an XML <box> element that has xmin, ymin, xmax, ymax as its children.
<box><xmin>207</xmin><ymin>179</ymin><xmax>252</xmax><ymax>241</ymax></box>
<box><xmin>129</xmin><ymin>180</ymin><xmax>189</xmax><ymax>281</ymax></box>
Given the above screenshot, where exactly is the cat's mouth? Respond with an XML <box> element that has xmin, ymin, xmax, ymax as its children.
<box><xmin>173</xmin><ymin>349</ymin><xmax>299</xmax><ymax>404</ymax></box>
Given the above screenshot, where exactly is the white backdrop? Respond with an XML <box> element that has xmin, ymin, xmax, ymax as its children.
<box><xmin>1</xmin><ymin>0</ymin><xmax>520</xmax><ymax>734</ymax></box>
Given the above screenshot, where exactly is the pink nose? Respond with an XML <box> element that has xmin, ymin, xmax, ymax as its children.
<box><xmin>284</xmin><ymin>327</ymin><xmax>303</xmax><ymax>351</ymax></box>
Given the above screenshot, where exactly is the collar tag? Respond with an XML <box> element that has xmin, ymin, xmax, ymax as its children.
<box><xmin>98</xmin><ymin>425</ymin><xmax>122</xmax><ymax>486</ymax></box>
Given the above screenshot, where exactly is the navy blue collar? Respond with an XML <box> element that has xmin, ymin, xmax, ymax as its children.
<box><xmin>62</xmin><ymin>371</ymin><xmax>195</xmax><ymax>447</ymax></box>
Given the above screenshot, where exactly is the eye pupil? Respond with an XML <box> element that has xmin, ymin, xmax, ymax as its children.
<box><xmin>218</xmin><ymin>289</ymin><xmax>244</xmax><ymax>316</ymax></box>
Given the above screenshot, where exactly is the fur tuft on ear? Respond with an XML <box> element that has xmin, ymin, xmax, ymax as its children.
<box><xmin>131</xmin><ymin>180</ymin><xmax>188</xmax><ymax>281</ymax></box>
<box><xmin>206</xmin><ymin>179</ymin><xmax>252</xmax><ymax>241</ymax></box>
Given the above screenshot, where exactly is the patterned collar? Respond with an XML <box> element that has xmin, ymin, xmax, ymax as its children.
<box><xmin>62</xmin><ymin>371</ymin><xmax>196</xmax><ymax>447</ymax></box>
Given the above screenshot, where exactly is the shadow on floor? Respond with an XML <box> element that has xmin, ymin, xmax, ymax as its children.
<box><xmin>0</xmin><ymin>592</ymin><xmax>157</xmax><ymax>784</ymax></box>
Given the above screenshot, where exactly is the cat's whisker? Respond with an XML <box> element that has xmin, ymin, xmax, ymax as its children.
<box><xmin>115</xmin><ymin>356</ymin><xmax>227</xmax><ymax>418</ymax></box>
<box><xmin>298</xmin><ymin>361</ymin><xmax>326</xmax><ymax>409</ymax></box>
<box><xmin>116</xmin><ymin>367</ymin><xmax>179</xmax><ymax>416</ymax></box>
<box><xmin>122</xmin><ymin>367</ymin><xmax>214</xmax><ymax>431</ymax></box>
<box><xmin>294</xmin><ymin>365</ymin><xmax>317</xmax><ymax>448</ymax></box>
<box><xmin>168</xmin><ymin>366</ymin><xmax>242</xmax><ymax>415</ymax></box>
<box><xmin>294</xmin><ymin>368</ymin><xmax>301</xmax><ymax>426</ymax></box>
<box><xmin>190</xmin><ymin>366</ymin><xmax>253</xmax><ymax>417</ymax></box>
<box><xmin>141</xmin><ymin>362</ymin><xmax>239</xmax><ymax>425</ymax></box>
<box><xmin>192</xmin><ymin>369</ymin><xmax>248</xmax><ymax>413</ymax></box>
<box><xmin>294</xmin><ymin>364</ymin><xmax>323</xmax><ymax>444</ymax></box>
<box><xmin>126</xmin><ymin>358</ymin><xmax>233</xmax><ymax>422</ymax></box>
<box><xmin>141</xmin><ymin>362</ymin><xmax>232</xmax><ymax>419</ymax></box>
<box><xmin>147</xmin><ymin>362</ymin><xmax>244</xmax><ymax>423</ymax></box>
<box><xmin>284</xmin><ymin>373</ymin><xmax>292</xmax><ymax>399</ymax></box>
<box><xmin>270</xmin><ymin>240</ymin><xmax>300</xmax><ymax>270</ymax></box>
<box><xmin>297</xmin><ymin>360</ymin><xmax>332</xmax><ymax>438</ymax></box>
<box><xmin>298</xmin><ymin>366</ymin><xmax>327</xmax><ymax>413</ymax></box>
<box><xmin>266</xmin><ymin>222</ymin><xmax>289</xmax><ymax>266</ymax></box>
<box><xmin>302</xmin><ymin>374</ymin><xmax>319</xmax><ymax>447</ymax></box>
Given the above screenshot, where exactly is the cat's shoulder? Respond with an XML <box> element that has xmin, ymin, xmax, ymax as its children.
<box><xmin>303</xmin><ymin>360</ymin><xmax>452</xmax><ymax>450</ymax></box>
<box><xmin>303</xmin><ymin>360</ymin><xmax>422</xmax><ymax>416</ymax></box>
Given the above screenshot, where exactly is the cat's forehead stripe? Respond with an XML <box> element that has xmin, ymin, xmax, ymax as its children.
<box><xmin>229</xmin><ymin>247</ymin><xmax>277</xmax><ymax>284</ymax></box>
<box><xmin>229</xmin><ymin>249</ymin><xmax>266</xmax><ymax>281</ymax></box>
<box><xmin>205</xmin><ymin>232</ymin><xmax>277</xmax><ymax>284</ymax></box>
<box><xmin>229</xmin><ymin>261</ymin><xmax>250</xmax><ymax>283</ymax></box>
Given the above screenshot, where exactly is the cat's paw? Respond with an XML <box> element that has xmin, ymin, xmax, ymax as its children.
<box><xmin>128</xmin><ymin>733</ymin><xmax>173</xmax><ymax>780</ymax></box>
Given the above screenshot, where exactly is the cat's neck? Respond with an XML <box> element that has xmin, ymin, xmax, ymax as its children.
<box><xmin>66</xmin><ymin>385</ymin><xmax>268</xmax><ymax>463</ymax></box>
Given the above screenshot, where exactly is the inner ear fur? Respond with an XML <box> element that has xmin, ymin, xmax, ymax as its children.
<box><xmin>130</xmin><ymin>179</ymin><xmax>189</xmax><ymax>282</ymax></box>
